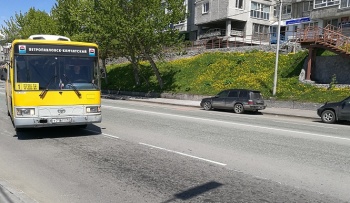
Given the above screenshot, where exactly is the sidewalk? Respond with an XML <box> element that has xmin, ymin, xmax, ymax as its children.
<box><xmin>102</xmin><ymin>95</ymin><xmax>320</xmax><ymax>120</ymax></box>
<box><xmin>0</xmin><ymin>181</ymin><xmax>36</xmax><ymax>203</ymax></box>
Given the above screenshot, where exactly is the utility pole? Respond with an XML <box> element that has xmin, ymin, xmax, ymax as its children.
<box><xmin>273</xmin><ymin>0</ymin><xmax>283</xmax><ymax>96</ymax></box>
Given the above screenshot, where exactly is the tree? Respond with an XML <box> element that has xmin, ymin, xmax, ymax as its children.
<box><xmin>116</xmin><ymin>0</ymin><xmax>187</xmax><ymax>89</ymax></box>
<box><xmin>0</xmin><ymin>16</ymin><xmax>21</xmax><ymax>43</ymax></box>
<box><xmin>51</xmin><ymin>0</ymin><xmax>86</xmax><ymax>38</ymax></box>
<box><xmin>49</xmin><ymin>0</ymin><xmax>187</xmax><ymax>89</ymax></box>
<box><xmin>0</xmin><ymin>8</ymin><xmax>58</xmax><ymax>42</ymax></box>
<box><xmin>52</xmin><ymin>0</ymin><xmax>123</xmax><ymax>83</ymax></box>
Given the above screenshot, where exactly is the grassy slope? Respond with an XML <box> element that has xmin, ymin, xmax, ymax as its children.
<box><xmin>103</xmin><ymin>50</ymin><xmax>350</xmax><ymax>103</ymax></box>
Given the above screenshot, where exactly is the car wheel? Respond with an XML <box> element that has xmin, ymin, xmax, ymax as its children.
<box><xmin>234</xmin><ymin>103</ymin><xmax>244</xmax><ymax>114</ymax></box>
<box><xmin>321</xmin><ymin>110</ymin><xmax>336</xmax><ymax>124</ymax></box>
<box><xmin>203</xmin><ymin>101</ymin><xmax>212</xmax><ymax>110</ymax></box>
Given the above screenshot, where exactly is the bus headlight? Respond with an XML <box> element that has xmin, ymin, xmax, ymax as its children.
<box><xmin>86</xmin><ymin>106</ymin><xmax>101</xmax><ymax>113</ymax></box>
<box><xmin>16</xmin><ymin>108</ymin><xmax>35</xmax><ymax>116</ymax></box>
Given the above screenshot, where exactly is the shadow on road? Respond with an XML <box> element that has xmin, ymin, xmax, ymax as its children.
<box><xmin>13</xmin><ymin>124</ymin><xmax>102</xmax><ymax>140</ymax></box>
<box><xmin>162</xmin><ymin>181</ymin><xmax>223</xmax><ymax>203</ymax></box>
<box><xmin>201</xmin><ymin>108</ymin><xmax>263</xmax><ymax>115</ymax></box>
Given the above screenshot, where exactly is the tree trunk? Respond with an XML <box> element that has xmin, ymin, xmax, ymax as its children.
<box><xmin>145</xmin><ymin>53</ymin><xmax>163</xmax><ymax>89</ymax></box>
<box><xmin>130</xmin><ymin>55</ymin><xmax>140</xmax><ymax>86</ymax></box>
<box><xmin>101</xmin><ymin>58</ymin><xmax>108</xmax><ymax>84</ymax></box>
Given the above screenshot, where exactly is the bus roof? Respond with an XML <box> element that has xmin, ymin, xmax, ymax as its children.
<box><xmin>12</xmin><ymin>38</ymin><xmax>98</xmax><ymax>48</ymax></box>
<box><xmin>28</xmin><ymin>34</ymin><xmax>71</xmax><ymax>41</ymax></box>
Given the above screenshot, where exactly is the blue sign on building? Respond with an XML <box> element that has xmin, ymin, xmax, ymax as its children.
<box><xmin>286</xmin><ymin>17</ymin><xmax>311</xmax><ymax>25</ymax></box>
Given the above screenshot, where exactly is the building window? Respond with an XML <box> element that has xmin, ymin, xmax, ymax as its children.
<box><xmin>315</xmin><ymin>0</ymin><xmax>339</xmax><ymax>8</ymax></box>
<box><xmin>202</xmin><ymin>2</ymin><xmax>209</xmax><ymax>14</ymax></box>
<box><xmin>282</xmin><ymin>4</ymin><xmax>291</xmax><ymax>14</ymax></box>
<box><xmin>341</xmin><ymin>0</ymin><xmax>350</xmax><ymax>8</ymax></box>
<box><xmin>253</xmin><ymin>23</ymin><xmax>269</xmax><ymax>40</ymax></box>
<box><xmin>236</xmin><ymin>0</ymin><xmax>243</xmax><ymax>9</ymax></box>
<box><xmin>326</xmin><ymin>18</ymin><xmax>339</xmax><ymax>27</ymax></box>
<box><xmin>303</xmin><ymin>1</ymin><xmax>313</xmax><ymax>11</ymax></box>
<box><xmin>250</xmin><ymin>2</ymin><xmax>270</xmax><ymax>20</ymax></box>
<box><xmin>303</xmin><ymin>22</ymin><xmax>319</xmax><ymax>29</ymax></box>
<box><xmin>294</xmin><ymin>25</ymin><xmax>298</xmax><ymax>32</ymax></box>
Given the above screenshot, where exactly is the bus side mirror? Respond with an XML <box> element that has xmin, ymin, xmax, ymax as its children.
<box><xmin>1</xmin><ymin>67</ymin><xmax>7</xmax><ymax>80</ymax></box>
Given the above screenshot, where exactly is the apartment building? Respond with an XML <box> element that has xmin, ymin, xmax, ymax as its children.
<box><xmin>193</xmin><ymin>0</ymin><xmax>277</xmax><ymax>44</ymax></box>
<box><xmin>272</xmin><ymin>0</ymin><xmax>350</xmax><ymax>40</ymax></box>
<box><xmin>311</xmin><ymin>0</ymin><xmax>350</xmax><ymax>35</ymax></box>
<box><xmin>270</xmin><ymin>0</ymin><xmax>314</xmax><ymax>42</ymax></box>
<box><xmin>174</xmin><ymin>0</ymin><xmax>350</xmax><ymax>46</ymax></box>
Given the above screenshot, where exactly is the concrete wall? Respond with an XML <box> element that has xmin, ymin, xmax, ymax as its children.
<box><xmin>311</xmin><ymin>6</ymin><xmax>345</xmax><ymax>19</ymax></box>
<box><xmin>107</xmin><ymin>43</ymin><xmax>303</xmax><ymax>65</ymax></box>
<box><xmin>194</xmin><ymin>0</ymin><xmax>229</xmax><ymax>25</ymax></box>
<box><xmin>312</xmin><ymin>55</ymin><xmax>350</xmax><ymax>84</ymax></box>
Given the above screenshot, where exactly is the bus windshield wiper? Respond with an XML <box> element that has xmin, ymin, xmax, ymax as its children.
<box><xmin>39</xmin><ymin>75</ymin><xmax>57</xmax><ymax>99</ymax></box>
<box><xmin>63</xmin><ymin>74</ymin><xmax>81</xmax><ymax>98</ymax></box>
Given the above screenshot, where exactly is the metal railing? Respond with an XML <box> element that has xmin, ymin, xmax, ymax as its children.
<box><xmin>184</xmin><ymin>31</ymin><xmax>300</xmax><ymax>50</ymax></box>
<box><xmin>296</xmin><ymin>24</ymin><xmax>350</xmax><ymax>54</ymax></box>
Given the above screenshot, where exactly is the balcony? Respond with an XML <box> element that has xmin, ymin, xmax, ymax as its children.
<box><xmin>198</xmin><ymin>28</ymin><xmax>244</xmax><ymax>40</ymax></box>
<box><xmin>314</xmin><ymin>0</ymin><xmax>339</xmax><ymax>9</ymax></box>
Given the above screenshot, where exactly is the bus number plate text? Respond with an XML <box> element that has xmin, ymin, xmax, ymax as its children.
<box><xmin>52</xmin><ymin>118</ymin><xmax>72</xmax><ymax>123</ymax></box>
<box><xmin>16</xmin><ymin>83</ymin><xmax>39</xmax><ymax>90</ymax></box>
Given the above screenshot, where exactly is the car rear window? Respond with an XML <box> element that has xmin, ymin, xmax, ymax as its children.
<box><xmin>250</xmin><ymin>91</ymin><xmax>262</xmax><ymax>99</ymax></box>
<box><xmin>239</xmin><ymin>91</ymin><xmax>248</xmax><ymax>98</ymax></box>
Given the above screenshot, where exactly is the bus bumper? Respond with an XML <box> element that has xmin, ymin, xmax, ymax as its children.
<box><xmin>13</xmin><ymin>114</ymin><xmax>102</xmax><ymax>128</ymax></box>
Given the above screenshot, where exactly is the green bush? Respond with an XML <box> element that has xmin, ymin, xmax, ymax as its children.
<box><xmin>103</xmin><ymin>51</ymin><xmax>350</xmax><ymax>103</ymax></box>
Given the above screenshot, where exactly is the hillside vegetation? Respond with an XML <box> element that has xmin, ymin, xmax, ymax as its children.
<box><xmin>103</xmin><ymin>50</ymin><xmax>350</xmax><ymax>103</ymax></box>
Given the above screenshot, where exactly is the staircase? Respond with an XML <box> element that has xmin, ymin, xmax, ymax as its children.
<box><xmin>297</xmin><ymin>24</ymin><xmax>350</xmax><ymax>57</ymax></box>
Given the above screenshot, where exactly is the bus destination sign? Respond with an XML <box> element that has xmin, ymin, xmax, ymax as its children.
<box><xmin>14</xmin><ymin>44</ymin><xmax>97</xmax><ymax>57</ymax></box>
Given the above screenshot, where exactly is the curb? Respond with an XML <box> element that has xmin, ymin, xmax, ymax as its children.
<box><xmin>102</xmin><ymin>94</ymin><xmax>319</xmax><ymax>120</ymax></box>
<box><xmin>0</xmin><ymin>181</ymin><xmax>37</xmax><ymax>203</ymax></box>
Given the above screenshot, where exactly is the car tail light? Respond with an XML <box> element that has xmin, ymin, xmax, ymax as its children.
<box><xmin>248</xmin><ymin>100</ymin><xmax>253</xmax><ymax>105</ymax></box>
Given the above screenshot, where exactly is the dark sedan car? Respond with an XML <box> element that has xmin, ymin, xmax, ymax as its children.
<box><xmin>317</xmin><ymin>96</ymin><xmax>350</xmax><ymax>124</ymax></box>
<box><xmin>200</xmin><ymin>89</ymin><xmax>266</xmax><ymax>114</ymax></box>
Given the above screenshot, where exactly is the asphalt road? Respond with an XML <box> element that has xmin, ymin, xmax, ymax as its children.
<box><xmin>0</xmin><ymin>83</ymin><xmax>349</xmax><ymax>203</ymax></box>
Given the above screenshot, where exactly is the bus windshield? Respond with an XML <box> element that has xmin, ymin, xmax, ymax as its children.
<box><xmin>15</xmin><ymin>55</ymin><xmax>99</xmax><ymax>90</ymax></box>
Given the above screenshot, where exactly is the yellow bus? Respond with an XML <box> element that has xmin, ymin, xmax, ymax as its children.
<box><xmin>4</xmin><ymin>35</ymin><xmax>103</xmax><ymax>131</ymax></box>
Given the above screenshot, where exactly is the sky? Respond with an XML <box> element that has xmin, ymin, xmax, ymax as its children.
<box><xmin>0</xmin><ymin>0</ymin><xmax>56</xmax><ymax>28</ymax></box>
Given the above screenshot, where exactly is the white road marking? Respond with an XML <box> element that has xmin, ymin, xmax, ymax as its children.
<box><xmin>210</xmin><ymin>112</ymin><xmax>336</xmax><ymax>129</ymax></box>
<box><xmin>207</xmin><ymin>111</ymin><xmax>257</xmax><ymax>120</ymax></box>
<box><xmin>102</xmin><ymin>105</ymin><xmax>350</xmax><ymax>142</ymax></box>
<box><xmin>84</xmin><ymin>129</ymin><xmax>119</xmax><ymax>139</ymax></box>
<box><xmin>0</xmin><ymin>92</ymin><xmax>5</xmax><ymax>95</ymax></box>
<box><xmin>85</xmin><ymin>127</ymin><xmax>226</xmax><ymax>166</ymax></box>
<box><xmin>272</xmin><ymin>120</ymin><xmax>337</xmax><ymax>129</ymax></box>
<box><xmin>139</xmin><ymin>142</ymin><xmax>227</xmax><ymax>166</ymax></box>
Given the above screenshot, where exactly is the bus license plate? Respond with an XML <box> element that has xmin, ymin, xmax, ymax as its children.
<box><xmin>52</xmin><ymin>118</ymin><xmax>72</xmax><ymax>123</ymax></box>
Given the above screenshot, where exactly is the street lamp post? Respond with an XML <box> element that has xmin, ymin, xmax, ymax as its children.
<box><xmin>273</xmin><ymin>0</ymin><xmax>283</xmax><ymax>96</ymax></box>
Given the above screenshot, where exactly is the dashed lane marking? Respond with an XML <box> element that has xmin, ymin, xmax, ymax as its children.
<box><xmin>139</xmin><ymin>142</ymin><xmax>227</xmax><ymax>166</ymax></box>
